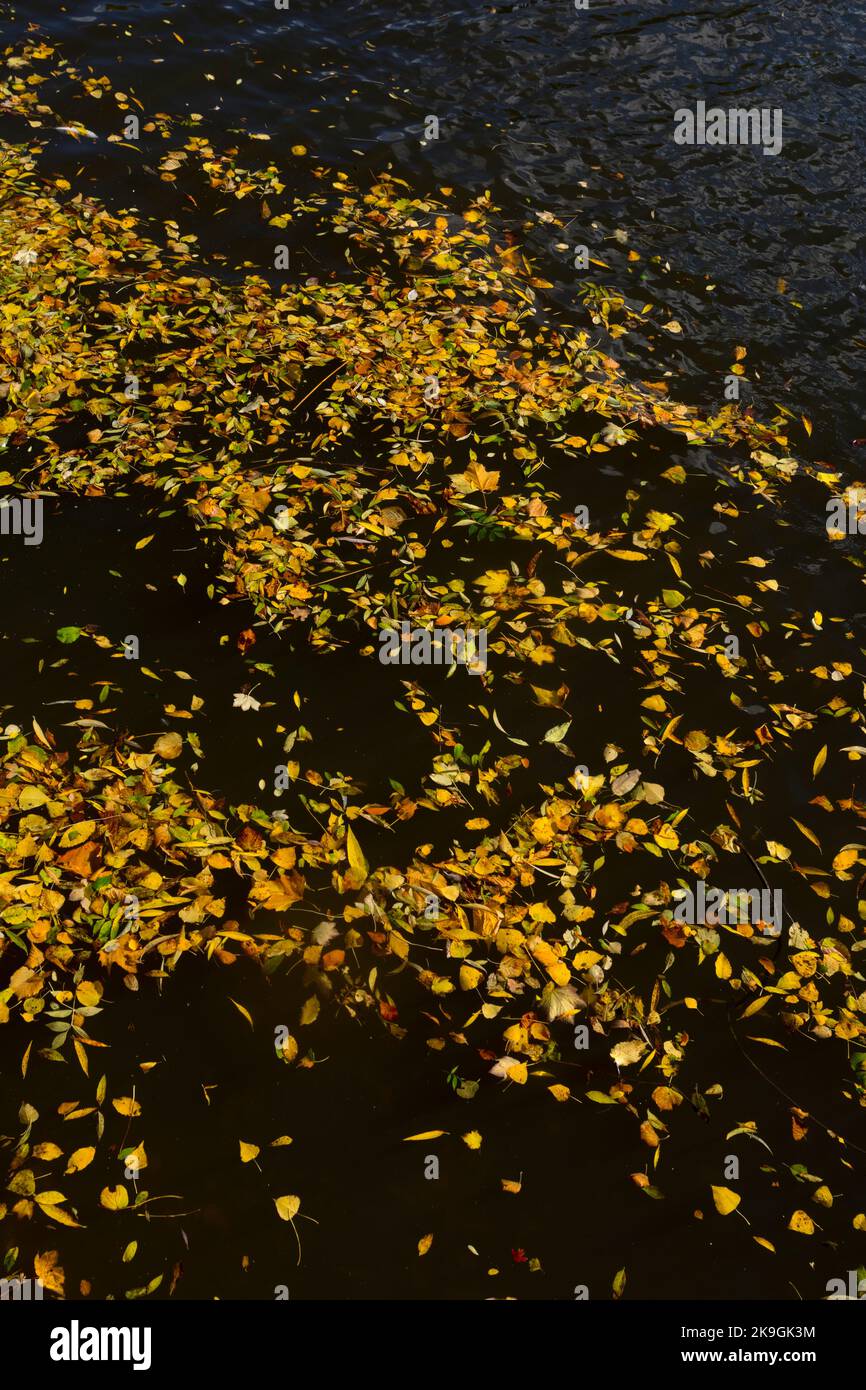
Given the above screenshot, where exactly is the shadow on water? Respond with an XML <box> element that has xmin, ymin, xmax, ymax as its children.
<box><xmin>0</xmin><ymin>485</ymin><xmax>864</xmax><ymax>1299</ymax></box>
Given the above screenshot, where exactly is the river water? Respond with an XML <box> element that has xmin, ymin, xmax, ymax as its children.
<box><xmin>6</xmin><ymin>0</ymin><xmax>865</xmax><ymax>455</ymax></box>
<box><xmin>1</xmin><ymin>0</ymin><xmax>865</xmax><ymax>1303</ymax></box>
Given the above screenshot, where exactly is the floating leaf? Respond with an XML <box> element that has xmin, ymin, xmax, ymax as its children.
<box><xmin>711</xmin><ymin>1186</ymin><xmax>740</xmax><ymax>1216</ymax></box>
<box><xmin>274</xmin><ymin>1194</ymin><xmax>300</xmax><ymax>1222</ymax></box>
<box><xmin>64</xmin><ymin>1147</ymin><xmax>95</xmax><ymax>1175</ymax></box>
<box><xmin>100</xmin><ymin>1186</ymin><xmax>129</xmax><ymax>1211</ymax></box>
<box><xmin>345</xmin><ymin>825</ymin><xmax>368</xmax><ymax>883</ymax></box>
<box><xmin>788</xmin><ymin>1209</ymin><xmax>815</xmax><ymax>1235</ymax></box>
<box><xmin>34</xmin><ymin>1250</ymin><xmax>65</xmax><ymax>1296</ymax></box>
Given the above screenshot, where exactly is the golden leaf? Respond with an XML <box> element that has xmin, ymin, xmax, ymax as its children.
<box><xmin>100</xmin><ymin>1185</ymin><xmax>129</xmax><ymax>1211</ymax></box>
<box><xmin>345</xmin><ymin>825</ymin><xmax>368</xmax><ymax>884</ymax></box>
<box><xmin>299</xmin><ymin>995</ymin><xmax>319</xmax><ymax>1026</ymax></box>
<box><xmin>788</xmin><ymin>1209</ymin><xmax>814</xmax><ymax>1235</ymax></box>
<box><xmin>34</xmin><ymin>1250</ymin><xmax>65</xmax><ymax>1296</ymax></box>
<box><xmin>711</xmin><ymin>1186</ymin><xmax>740</xmax><ymax>1215</ymax></box>
<box><xmin>64</xmin><ymin>1146</ymin><xmax>95</xmax><ymax>1175</ymax></box>
<box><xmin>112</xmin><ymin>1097</ymin><xmax>141</xmax><ymax>1117</ymax></box>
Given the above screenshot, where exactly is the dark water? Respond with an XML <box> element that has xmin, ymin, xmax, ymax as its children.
<box><xmin>4</xmin><ymin>0</ymin><xmax>866</xmax><ymax>457</ymax></box>
<box><xmin>1</xmin><ymin>0</ymin><xmax>866</xmax><ymax>1303</ymax></box>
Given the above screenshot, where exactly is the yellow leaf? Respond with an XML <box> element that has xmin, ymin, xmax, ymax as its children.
<box><xmin>249</xmin><ymin>877</ymin><xmax>303</xmax><ymax>912</ymax></box>
<box><xmin>462</xmin><ymin>1130</ymin><xmax>483</xmax><ymax>1150</ymax></box>
<box><xmin>239</xmin><ymin>1141</ymin><xmax>260</xmax><ymax>1163</ymax></box>
<box><xmin>229</xmin><ymin>997</ymin><xmax>254</xmax><ymax>1028</ymax></box>
<box><xmin>741</xmin><ymin>996</ymin><xmax>769</xmax><ymax>1018</ymax></box>
<box><xmin>154</xmin><ymin>732</ymin><xmax>183</xmax><ymax>760</ymax></box>
<box><xmin>122</xmin><ymin>1241</ymin><xmax>137</xmax><ymax>1263</ymax></box>
<box><xmin>651</xmin><ymin>1086</ymin><xmax>682</xmax><ymax>1111</ymax></box>
<box><xmin>765</xmin><ymin>840</ymin><xmax>790</xmax><ymax>860</ymax></box>
<box><xmin>299</xmin><ymin>995</ymin><xmax>319</xmax><ymax>1026</ymax></box>
<box><xmin>112</xmin><ymin>1097</ymin><xmax>141</xmax><ymax>1118</ymax></box>
<box><xmin>833</xmin><ymin>848</ymin><xmax>858</xmax><ymax>874</ymax></box>
<box><xmin>100</xmin><ymin>1185</ymin><xmax>129</xmax><ymax>1211</ymax></box>
<box><xmin>65</xmin><ymin>1146</ymin><xmax>95</xmax><ymax>1175</ymax></box>
<box><xmin>654</xmin><ymin>823</ymin><xmax>679</xmax><ymax>851</ymax></box>
<box><xmin>812</xmin><ymin>1185</ymin><xmax>833</xmax><ymax>1208</ymax></box>
<box><xmin>812</xmin><ymin>745</ymin><xmax>827</xmax><ymax>778</ymax></box>
<box><xmin>753</xmin><ymin>1236</ymin><xmax>775</xmax><ymax>1253</ymax></box>
<box><xmin>270</xmin><ymin>1136</ymin><xmax>293</xmax><ymax>1147</ymax></box>
<box><xmin>59</xmin><ymin>820</ymin><xmax>96</xmax><ymax>849</ymax></box>
<box><xmin>275</xmin><ymin>1194</ymin><xmax>300</xmax><ymax>1221</ymax></box>
<box><xmin>502</xmin><ymin>1060</ymin><xmax>528</xmax><ymax>1084</ymax></box>
<box><xmin>711</xmin><ymin>1185</ymin><xmax>740</xmax><ymax>1215</ymax></box>
<box><xmin>34</xmin><ymin>1250</ymin><xmax>65</xmax><ymax>1296</ymax></box>
<box><xmin>572</xmin><ymin>949</ymin><xmax>603</xmax><ymax>970</ymax></box>
<box><xmin>125</xmin><ymin>1141</ymin><xmax>147</xmax><ymax>1173</ymax></box>
<box><xmin>715</xmin><ymin>953</ymin><xmax>732</xmax><ymax>980</ymax></box>
<box><xmin>41</xmin><ymin>1205</ymin><xmax>82</xmax><ymax>1229</ymax></box>
<box><xmin>788</xmin><ymin>1209</ymin><xmax>814</xmax><ymax>1235</ymax></box>
<box><xmin>476</xmin><ymin>569</ymin><xmax>509</xmax><ymax>595</ymax></box>
<box><xmin>417</xmin><ymin>1232</ymin><xmax>434</xmax><ymax>1256</ymax></box>
<box><xmin>73</xmin><ymin>1040</ymin><xmax>89</xmax><ymax>1076</ymax></box>
<box><xmin>345</xmin><ymin>825</ymin><xmax>368</xmax><ymax>883</ymax></box>
<box><xmin>459</xmin><ymin>964</ymin><xmax>483</xmax><ymax>991</ymax></box>
<box><xmin>403</xmin><ymin>1130</ymin><xmax>448</xmax><ymax>1142</ymax></box>
<box><xmin>660</xmin><ymin>714</ymin><xmax>683</xmax><ymax>743</ymax></box>
<box><xmin>530</xmin><ymin>816</ymin><xmax>554</xmax><ymax>844</ymax></box>
<box><xmin>32</xmin><ymin>1143</ymin><xmax>63</xmax><ymax>1161</ymax></box>
<box><xmin>548</xmin><ymin>1084</ymin><xmax>570</xmax><ymax>1102</ymax></box>
<box><xmin>791</xmin><ymin>818</ymin><xmax>821</xmax><ymax>849</ymax></box>
<box><xmin>135</xmin><ymin>534</ymin><xmax>154</xmax><ymax>550</ymax></box>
